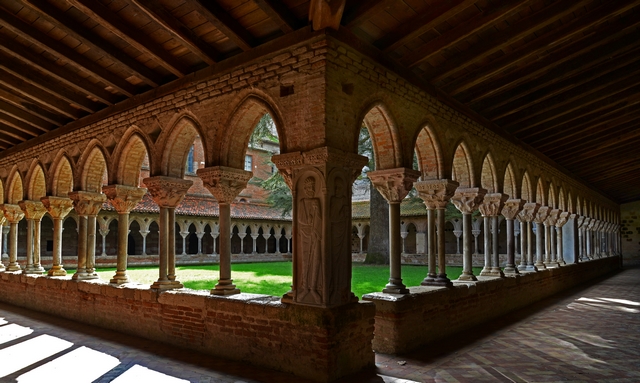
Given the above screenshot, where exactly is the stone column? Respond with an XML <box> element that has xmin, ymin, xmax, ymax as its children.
<box><xmin>533</xmin><ymin>206</ymin><xmax>550</xmax><ymax>270</ymax></box>
<box><xmin>103</xmin><ymin>185</ymin><xmax>147</xmax><ymax>285</ymax></box>
<box><xmin>41</xmin><ymin>197</ymin><xmax>74</xmax><ymax>276</ymax></box>
<box><xmin>196</xmin><ymin>232</ymin><xmax>204</xmax><ymax>255</ymax></box>
<box><xmin>501</xmin><ymin>199</ymin><xmax>524</xmax><ymax>275</ymax></box>
<box><xmin>69</xmin><ymin>191</ymin><xmax>106</xmax><ymax>280</ymax></box>
<box><xmin>179</xmin><ymin>231</ymin><xmax>189</xmax><ymax>255</ymax></box>
<box><xmin>514</xmin><ymin>219</ymin><xmax>521</xmax><ymax>258</ymax></box>
<box><xmin>576</xmin><ymin>216</ymin><xmax>585</xmax><ymax>261</ymax></box>
<box><xmin>0</xmin><ymin>214</ymin><xmax>5</xmax><ymax>271</ymax></box>
<box><xmin>198</xmin><ymin>166</ymin><xmax>252</xmax><ymax>296</ymax></box>
<box><xmin>415</xmin><ymin>179</ymin><xmax>458</xmax><ymax>287</ymax></box>
<box><xmin>1</xmin><ymin>205</ymin><xmax>24</xmax><ymax>271</ymax></box>
<box><xmin>2</xmin><ymin>224</ymin><xmax>8</xmax><ymax>260</ymax></box>
<box><xmin>478</xmin><ymin>193</ymin><xmax>507</xmax><ymax>277</ymax></box>
<box><xmin>472</xmin><ymin>219</ymin><xmax>481</xmax><ymax>256</ymax></box>
<box><xmin>554</xmin><ymin>211</ymin><xmax>569</xmax><ymax>265</ymax></box>
<box><xmin>18</xmin><ymin>200</ymin><xmax>48</xmax><ymax>274</ymax></box>
<box><xmin>517</xmin><ymin>202</ymin><xmax>540</xmax><ymax>272</ymax></box>
<box><xmin>251</xmin><ymin>234</ymin><xmax>259</xmax><ymax>254</ymax></box>
<box><xmin>451</xmin><ymin>187</ymin><xmax>487</xmax><ymax>281</ymax></box>
<box><xmin>99</xmin><ymin>229</ymin><xmax>109</xmax><ymax>257</ymax></box>
<box><xmin>544</xmin><ymin>209</ymin><xmax>560</xmax><ymax>267</ymax></box>
<box><xmin>368</xmin><ymin>168</ymin><xmax>421</xmax><ymax>294</ymax></box>
<box><xmin>143</xmin><ymin>176</ymin><xmax>192</xmax><ymax>290</ymax></box>
<box><xmin>272</xmin><ymin>147</ymin><xmax>367</xmax><ymax>306</ymax></box>
<box><xmin>211</xmin><ymin>229</ymin><xmax>219</xmax><ymax>255</ymax></box>
<box><xmin>140</xmin><ymin>230</ymin><xmax>149</xmax><ymax>255</ymax></box>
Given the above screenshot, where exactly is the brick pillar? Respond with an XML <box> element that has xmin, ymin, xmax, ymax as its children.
<box><xmin>501</xmin><ymin>199</ymin><xmax>524</xmax><ymax>275</ymax></box>
<box><xmin>2</xmin><ymin>204</ymin><xmax>25</xmax><ymax>271</ymax></box>
<box><xmin>555</xmin><ymin>211</ymin><xmax>570</xmax><ymax>266</ymax></box>
<box><xmin>273</xmin><ymin>147</ymin><xmax>367</xmax><ymax>307</ymax></box>
<box><xmin>103</xmin><ymin>185</ymin><xmax>147</xmax><ymax>284</ymax></box>
<box><xmin>41</xmin><ymin>196</ymin><xmax>74</xmax><ymax>276</ymax></box>
<box><xmin>198</xmin><ymin>166</ymin><xmax>252</xmax><ymax>296</ymax></box>
<box><xmin>18</xmin><ymin>200</ymin><xmax>48</xmax><ymax>274</ymax></box>
<box><xmin>144</xmin><ymin>176</ymin><xmax>192</xmax><ymax>290</ymax></box>
<box><xmin>69</xmin><ymin>191</ymin><xmax>106</xmax><ymax>280</ymax></box>
<box><xmin>533</xmin><ymin>206</ymin><xmax>550</xmax><ymax>270</ymax></box>
<box><xmin>478</xmin><ymin>193</ymin><xmax>507</xmax><ymax>277</ymax></box>
<box><xmin>544</xmin><ymin>209</ymin><xmax>560</xmax><ymax>267</ymax></box>
<box><xmin>368</xmin><ymin>168</ymin><xmax>420</xmax><ymax>295</ymax></box>
<box><xmin>517</xmin><ymin>202</ymin><xmax>540</xmax><ymax>272</ymax></box>
<box><xmin>451</xmin><ymin>187</ymin><xmax>487</xmax><ymax>281</ymax></box>
<box><xmin>415</xmin><ymin>179</ymin><xmax>458</xmax><ymax>287</ymax></box>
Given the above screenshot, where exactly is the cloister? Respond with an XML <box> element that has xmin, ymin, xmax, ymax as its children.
<box><xmin>0</xmin><ymin>1</ymin><xmax>637</xmax><ymax>382</ymax></box>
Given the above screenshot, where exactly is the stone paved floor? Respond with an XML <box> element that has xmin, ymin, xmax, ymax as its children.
<box><xmin>0</xmin><ymin>263</ymin><xmax>638</xmax><ymax>382</ymax></box>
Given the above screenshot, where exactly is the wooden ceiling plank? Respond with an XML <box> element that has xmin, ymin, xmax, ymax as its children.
<box><xmin>427</xmin><ymin>0</ymin><xmax>588</xmax><ymax>83</ymax></box>
<box><xmin>341</xmin><ymin>0</ymin><xmax>392</xmax><ymax>28</ymax></box>
<box><xmin>403</xmin><ymin>0</ymin><xmax>530</xmax><ymax>68</ymax></box>
<box><xmin>0</xmin><ymin>103</ymin><xmax>49</xmax><ymax>134</ymax></box>
<box><xmin>0</xmin><ymin>86</ymin><xmax>68</xmax><ymax>126</ymax></box>
<box><xmin>190</xmin><ymin>0</ymin><xmax>256</xmax><ymax>51</ymax></box>
<box><xmin>66</xmin><ymin>0</ymin><xmax>189</xmax><ymax>77</ymax></box>
<box><xmin>549</xmin><ymin>124</ymin><xmax>640</xmax><ymax>159</ymax></box>
<box><xmin>0</xmin><ymin>37</ymin><xmax>119</xmax><ymax>106</ymax></box>
<box><xmin>20</xmin><ymin>0</ymin><xmax>163</xmax><ymax>87</ymax></box>
<box><xmin>130</xmin><ymin>0</ymin><xmax>219</xmax><ymax>65</ymax></box>
<box><xmin>0</xmin><ymin>7</ymin><xmax>138</xmax><ymax>97</ymax></box>
<box><xmin>449</xmin><ymin>2</ymin><xmax>640</xmax><ymax>100</ymax></box>
<box><xmin>0</xmin><ymin>117</ymin><xmax>36</xmax><ymax>141</ymax></box>
<box><xmin>562</xmin><ymin>139</ymin><xmax>640</xmax><ymax>164</ymax></box>
<box><xmin>253</xmin><ymin>0</ymin><xmax>301</xmax><ymax>33</ymax></box>
<box><xmin>374</xmin><ymin>0</ymin><xmax>476</xmax><ymax>53</ymax></box>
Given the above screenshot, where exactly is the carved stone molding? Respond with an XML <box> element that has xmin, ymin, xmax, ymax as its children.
<box><xmin>414</xmin><ymin>179</ymin><xmax>459</xmax><ymax>209</ymax></box>
<box><xmin>555</xmin><ymin>211</ymin><xmax>571</xmax><ymax>228</ymax></box>
<box><xmin>1</xmin><ymin>204</ymin><xmax>25</xmax><ymax>223</ymax></box>
<box><xmin>143</xmin><ymin>176</ymin><xmax>193</xmax><ymax>208</ymax></box>
<box><xmin>544</xmin><ymin>209</ymin><xmax>560</xmax><ymax>226</ymax></box>
<box><xmin>517</xmin><ymin>202</ymin><xmax>540</xmax><ymax>223</ymax></box>
<box><xmin>103</xmin><ymin>184</ymin><xmax>148</xmax><ymax>214</ymax></box>
<box><xmin>478</xmin><ymin>193</ymin><xmax>508</xmax><ymax>217</ymax></box>
<box><xmin>197</xmin><ymin>166</ymin><xmax>252</xmax><ymax>204</ymax></box>
<box><xmin>451</xmin><ymin>187</ymin><xmax>487</xmax><ymax>214</ymax></box>
<box><xmin>533</xmin><ymin>205</ymin><xmax>550</xmax><ymax>224</ymax></box>
<box><xmin>576</xmin><ymin>216</ymin><xmax>586</xmax><ymax>229</ymax></box>
<box><xmin>367</xmin><ymin>168</ymin><xmax>420</xmax><ymax>203</ymax></box>
<box><xmin>18</xmin><ymin>200</ymin><xmax>48</xmax><ymax>221</ymax></box>
<box><xmin>68</xmin><ymin>191</ymin><xmax>107</xmax><ymax>217</ymax></box>
<box><xmin>41</xmin><ymin>196</ymin><xmax>74</xmax><ymax>219</ymax></box>
<box><xmin>501</xmin><ymin>199</ymin><xmax>525</xmax><ymax>220</ymax></box>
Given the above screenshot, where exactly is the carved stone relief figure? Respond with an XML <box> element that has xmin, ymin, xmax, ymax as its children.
<box><xmin>297</xmin><ymin>175</ymin><xmax>323</xmax><ymax>304</ymax></box>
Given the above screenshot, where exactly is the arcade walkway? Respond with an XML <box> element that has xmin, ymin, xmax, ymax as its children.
<box><xmin>0</xmin><ymin>264</ymin><xmax>638</xmax><ymax>383</ymax></box>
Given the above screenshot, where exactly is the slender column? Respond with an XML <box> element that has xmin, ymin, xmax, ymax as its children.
<box><xmin>180</xmin><ymin>232</ymin><xmax>188</xmax><ymax>255</ymax></box>
<box><xmin>2</xmin><ymin>205</ymin><xmax>24</xmax><ymax>271</ymax></box>
<box><xmin>518</xmin><ymin>219</ymin><xmax>526</xmax><ymax>268</ymax></box>
<box><xmin>478</xmin><ymin>193</ymin><xmax>507</xmax><ymax>277</ymax></box>
<box><xmin>491</xmin><ymin>215</ymin><xmax>501</xmax><ymax>274</ymax></box>
<box><xmin>502</xmin><ymin>199</ymin><xmax>524</xmax><ymax>275</ymax></box>
<box><xmin>0</xmin><ymin>216</ymin><xmax>5</xmax><ymax>271</ymax></box>
<box><xmin>517</xmin><ymin>203</ymin><xmax>540</xmax><ymax>272</ymax></box>
<box><xmin>144</xmin><ymin>176</ymin><xmax>192</xmax><ymax>290</ymax></box>
<box><xmin>451</xmin><ymin>187</ymin><xmax>487</xmax><ymax>281</ymax></box>
<box><xmin>212</xmin><ymin>231</ymin><xmax>219</xmax><ymax>255</ymax></box>
<box><xmin>544</xmin><ymin>209</ymin><xmax>559</xmax><ymax>267</ymax></box>
<box><xmin>2</xmin><ymin>225</ymin><xmax>8</xmax><ymax>259</ymax></box>
<box><xmin>196</xmin><ymin>232</ymin><xmax>204</xmax><ymax>254</ymax></box>
<box><xmin>99</xmin><ymin>229</ymin><xmax>109</xmax><ymax>256</ymax></box>
<box><xmin>251</xmin><ymin>234</ymin><xmax>259</xmax><ymax>254</ymax></box>
<box><xmin>275</xmin><ymin>233</ymin><xmax>282</xmax><ymax>254</ymax></box>
<box><xmin>555</xmin><ymin>212</ymin><xmax>570</xmax><ymax>265</ymax></box>
<box><xmin>140</xmin><ymin>230</ymin><xmax>149</xmax><ymax>255</ymax></box>
<box><xmin>238</xmin><ymin>232</ymin><xmax>246</xmax><ymax>254</ymax></box>
<box><xmin>42</xmin><ymin>196</ymin><xmax>74</xmax><ymax>276</ymax></box>
<box><xmin>480</xmin><ymin>216</ymin><xmax>491</xmax><ymax>275</ymax></box>
<box><xmin>68</xmin><ymin>191</ymin><xmax>105</xmax><ymax>280</ymax></box>
<box><xmin>19</xmin><ymin>201</ymin><xmax>48</xmax><ymax>274</ymax></box>
<box><xmin>198</xmin><ymin>166</ymin><xmax>252</xmax><ymax>296</ymax></box>
<box><xmin>514</xmin><ymin>219</ymin><xmax>520</xmax><ymax>257</ymax></box>
<box><xmin>533</xmin><ymin>206</ymin><xmax>549</xmax><ymax>270</ymax></box>
<box><xmin>472</xmin><ymin>220</ymin><xmax>481</xmax><ymax>256</ymax></box>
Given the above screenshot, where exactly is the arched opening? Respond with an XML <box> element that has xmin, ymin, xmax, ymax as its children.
<box><xmin>414</xmin><ymin>125</ymin><xmax>442</xmax><ymax>180</ymax></box>
<box><xmin>452</xmin><ymin>142</ymin><xmax>473</xmax><ymax>188</ymax></box>
<box><xmin>187</xmin><ymin>223</ymin><xmax>198</xmax><ymax>255</ymax></box>
<box><xmin>50</xmin><ymin>155</ymin><xmax>74</xmax><ymax>197</ymax></box>
<box><xmin>503</xmin><ymin>163</ymin><xmax>517</xmax><ymax>199</ymax></box>
<box><xmin>535</xmin><ymin>178</ymin><xmax>546</xmax><ymax>206</ymax></box>
<box><xmin>6</xmin><ymin>170</ymin><xmax>24</xmax><ymax>204</ymax></box>
<box><xmin>548</xmin><ymin>182</ymin><xmax>557</xmax><ymax>209</ymax></box>
<box><xmin>267</xmin><ymin>227</ymin><xmax>277</xmax><ymax>253</ymax></box>
<box><xmin>480</xmin><ymin>153</ymin><xmax>497</xmax><ymax>193</ymax></box>
<box><xmin>231</xmin><ymin>225</ymin><xmax>241</xmax><ymax>254</ymax></box>
<box><xmin>105</xmin><ymin>219</ymin><xmax>118</xmax><ymax>256</ymax></box>
<box><xmin>203</xmin><ymin>224</ymin><xmax>213</xmax><ymax>255</ymax></box>
<box><xmin>243</xmin><ymin>226</ymin><xmax>252</xmax><ymax>254</ymax></box>
<box><xmin>128</xmin><ymin>220</ymin><xmax>143</xmax><ymax>255</ymax></box>
<box><xmin>521</xmin><ymin>172</ymin><xmax>532</xmax><ymax>202</ymax></box>
<box><xmin>256</xmin><ymin>226</ymin><xmax>267</xmax><ymax>254</ymax></box>
<box><xmin>404</xmin><ymin>223</ymin><xmax>417</xmax><ymax>254</ymax></box>
<box><xmin>61</xmin><ymin>217</ymin><xmax>78</xmax><ymax>258</ymax></box>
<box><xmin>116</xmin><ymin>133</ymin><xmax>151</xmax><ymax>187</ymax></box>
<box><xmin>27</xmin><ymin>163</ymin><xmax>47</xmax><ymax>201</ymax></box>
<box><xmin>80</xmin><ymin>146</ymin><xmax>108</xmax><ymax>193</ymax></box>
<box><xmin>147</xmin><ymin>221</ymin><xmax>160</xmax><ymax>255</ymax></box>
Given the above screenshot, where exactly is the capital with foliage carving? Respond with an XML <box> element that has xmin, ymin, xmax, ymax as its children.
<box><xmin>517</xmin><ymin>202</ymin><xmax>540</xmax><ymax>223</ymax></box>
<box><xmin>103</xmin><ymin>184</ymin><xmax>147</xmax><ymax>214</ymax></box>
<box><xmin>478</xmin><ymin>193</ymin><xmax>508</xmax><ymax>217</ymax></box>
<box><xmin>367</xmin><ymin>168</ymin><xmax>420</xmax><ymax>204</ymax></box>
<box><xmin>197</xmin><ymin>166</ymin><xmax>252</xmax><ymax>204</ymax></box>
<box><xmin>544</xmin><ymin>209</ymin><xmax>560</xmax><ymax>226</ymax></box>
<box><xmin>533</xmin><ymin>205</ymin><xmax>550</xmax><ymax>224</ymax></box>
<box><xmin>451</xmin><ymin>187</ymin><xmax>487</xmax><ymax>214</ymax></box>
<box><xmin>68</xmin><ymin>191</ymin><xmax>107</xmax><ymax>217</ymax></box>
<box><xmin>1</xmin><ymin>204</ymin><xmax>25</xmax><ymax>223</ymax></box>
<box><xmin>18</xmin><ymin>200</ymin><xmax>48</xmax><ymax>221</ymax></box>
<box><xmin>555</xmin><ymin>211</ymin><xmax>570</xmax><ymax>228</ymax></box>
<box><xmin>414</xmin><ymin>179</ymin><xmax>459</xmax><ymax>209</ymax></box>
<box><xmin>501</xmin><ymin>199</ymin><xmax>525</xmax><ymax>220</ymax></box>
<box><xmin>41</xmin><ymin>196</ymin><xmax>74</xmax><ymax>219</ymax></box>
<box><xmin>143</xmin><ymin>176</ymin><xmax>192</xmax><ymax>208</ymax></box>
<box><xmin>576</xmin><ymin>216</ymin><xmax>586</xmax><ymax>229</ymax></box>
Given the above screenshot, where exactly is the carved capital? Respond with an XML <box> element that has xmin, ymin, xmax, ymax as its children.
<box><xmin>197</xmin><ymin>166</ymin><xmax>252</xmax><ymax>204</ymax></box>
<box><xmin>544</xmin><ymin>209</ymin><xmax>560</xmax><ymax>226</ymax></box>
<box><xmin>414</xmin><ymin>179</ymin><xmax>459</xmax><ymax>209</ymax></box>
<box><xmin>451</xmin><ymin>187</ymin><xmax>487</xmax><ymax>214</ymax></box>
<box><xmin>1</xmin><ymin>204</ymin><xmax>25</xmax><ymax>223</ymax></box>
<box><xmin>143</xmin><ymin>176</ymin><xmax>192</xmax><ymax>208</ymax></box>
<box><xmin>478</xmin><ymin>193</ymin><xmax>508</xmax><ymax>217</ymax></box>
<box><xmin>41</xmin><ymin>196</ymin><xmax>74</xmax><ymax>219</ymax></box>
<box><xmin>68</xmin><ymin>191</ymin><xmax>107</xmax><ymax>217</ymax></box>
<box><xmin>367</xmin><ymin>168</ymin><xmax>420</xmax><ymax>203</ymax></box>
<box><xmin>18</xmin><ymin>200</ymin><xmax>48</xmax><ymax>220</ymax></box>
<box><xmin>555</xmin><ymin>211</ymin><xmax>571</xmax><ymax>228</ymax></box>
<box><xmin>501</xmin><ymin>198</ymin><xmax>525</xmax><ymax>220</ymax></box>
<box><xmin>103</xmin><ymin>184</ymin><xmax>147</xmax><ymax>214</ymax></box>
<box><xmin>517</xmin><ymin>202</ymin><xmax>540</xmax><ymax>223</ymax></box>
<box><xmin>533</xmin><ymin>205</ymin><xmax>550</xmax><ymax>224</ymax></box>
<box><xmin>576</xmin><ymin>216</ymin><xmax>586</xmax><ymax>228</ymax></box>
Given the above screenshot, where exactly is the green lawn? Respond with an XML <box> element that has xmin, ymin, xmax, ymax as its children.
<box><xmin>67</xmin><ymin>262</ymin><xmax>481</xmax><ymax>298</ymax></box>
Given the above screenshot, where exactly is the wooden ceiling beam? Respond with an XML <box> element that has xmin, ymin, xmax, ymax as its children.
<box><xmin>374</xmin><ymin>0</ymin><xmax>475</xmax><ymax>53</ymax></box>
<box><xmin>341</xmin><ymin>0</ymin><xmax>392</xmax><ymax>28</ymax></box>
<box><xmin>550</xmin><ymin>123</ymin><xmax>640</xmax><ymax>160</ymax></box>
<box><xmin>0</xmin><ymin>117</ymin><xmax>35</xmax><ymax>141</ymax></box>
<box><xmin>0</xmin><ymin>86</ymin><xmax>67</xmax><ymax>126</ymax></box>
<box><xmin>190</xmin><ymin>0</ymin><xmax>256</xmax><ymax>51</ymax></box>
<box><xmin>0</xmin><ymin>124</ymin><xmax>25</xmax><ymax>146</ymax></box>
<box><xmin>66</xmin><ymin>0</ymin><xmax>189</xmax><ymax>77</ymax></box>
<box><xmin>19</xmin><ymin>0</ymin><xmax>163</xmax><ymax>87</ymax></box>
<box><xmin>0</xmin><ymin>104</ymin><xmax>49</xmax><ymax>134</ymax></box>
<box><xmin>426</xmin><ymin>0</ymin><xmax>588</xmax><ymax>84</ymax></box>
<box><xmin>253</xmin><ymin>0</ymin><xmax>301</xmax><ymax>33</ymax></box>
<box><xmin>130</xmin><ymin>0</ymin><xmax>219</xmax><ymax>65</ymax></box>
<box><xmin>589</xmin><ymin>163</ymin><xmax>640</xmax><ymax>183</ymax></box>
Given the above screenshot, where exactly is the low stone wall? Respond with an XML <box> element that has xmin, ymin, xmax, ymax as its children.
<box><xmin>0</xmin><ymin>273</ymin><xmax>374</xmax><ymax>382</ymax></box>
<box><xmin>363</xmin><ymin>256</ymin><xmax>621</xmax><ymax>354</ymax></box>
<box><xmin>352</xmin><ymin>252</ymin><xmax>508</xmax><ymax>266</ymax></box>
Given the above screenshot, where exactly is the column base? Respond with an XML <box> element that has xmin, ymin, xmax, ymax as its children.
<box><xmin>420</xmin><ymin>273</ymin><xmax>437</xmax><ymax>286</ymax></box>
<box><xmin>479</xmin><ymin>267</ymin><xmax>494</xmax><ymax>277</ymax></box>
<box><xmin>557</xmin><ymin>259</ymin><xmax>566</xmax><ymax>266</ymax></box>
<box><xmin>383</xmin><ymin>279</ymin><xmax>409</xmax><ymax>294</ymax></box>
<box><xmin>72</xmin><ymin>271</ymin><xmax>99</xmax><ymax>280</ymax></box>
<box><xmin>0</xmin><ymin>264</ymin><xmax>5</xmax><ymax>272</ymax></box>
<box><xmin>486</xmin><ymin>268</ymin><xmax>505</xmax><ymax>277</ymax></box>
<box><xmin>534</xmin><ymin>262</ymin><xmax>547</xmax><ymax>270</ymax></box>
<box><xmin>457</xmin><ymin>272</ymin><xmax>477</xmax><ymax>281</ymax></box>
<box><xmin>545</xmin><ymin>262</ymin><xmax>559</xmax><ymax>268</ymax></box>
<box><xmin>518</xmin><ymin>264</ymin><xmax>538</xmax><ymax>272</ymax></box>
<box><xmin>23</xmin><ymin>266</ymin><xmax>45</xmax><ymax>275</ymax></box>
<box><xmin>47</xmin><ymin>266</ymin><xmax>67</xmax><ymax>276</ymax></box>
<box><xmin>503</xmin><ymin>266</ymin><xmax>520</xmax><ymax>275</ymax></box>
<box><xmin>150</xmin><ymin>280</ymin><xmax>183</xmax><ymax>290</ymax></box>
<box><xmin>6</xmin><ymin>263</ymin><xmax>21</xmax><ymax>272</ymax></box>
<box><xmin>422</xmin><ymin>275</ymin><xmax>453</xmax><ymax>287</ymax></box>
<box><xmin>110</xmin><ymin>273</ymin><xmax>130</xmax><ymax>285</ymax></box>
<box><xmin>211</xmin><ymin>279</ymin><xmax>241</xmax><ymax>295</ymax></box>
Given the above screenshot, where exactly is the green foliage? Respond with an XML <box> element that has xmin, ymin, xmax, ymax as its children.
<box><xmin>249</xmin><ymin>114</ymin><xmax>278</xmax><ymax>147</ymax></box>
<box><xmin>358</xmin><ymin>127</ymin><xmax>374</xmax><ymax>175</ymax></box>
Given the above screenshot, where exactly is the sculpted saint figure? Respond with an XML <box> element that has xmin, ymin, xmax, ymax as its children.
<box><xmin>298</xmin><ymin>176</ymin><xmax>322</xmax><ymax>303</ymax></box>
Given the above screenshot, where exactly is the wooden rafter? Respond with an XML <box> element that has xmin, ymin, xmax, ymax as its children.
<box><xmin>341</xmin><ymin>0</ymin><xmax>392</xmax><ymax>28</ymax></box>
<box><xmin>190</xmin><ymin>0</ymin><xmax>256</xmax><ymax>51</ymax></box>
<box><xmin>0</xmin><ymin>117</ymin><xmax>34</xmax><ymax>141</ymax></box>
<box><xmin>0</xmin><ymin>103</ymin><xmax>49</xmax><ymax>134</ymax></box>
<box><xmin>0</xmin><ymin>86</ymin><xmax>67</xmax><ymax>126</ymax></box>
<box><xmin>253</xmin><ymin>0</ymin><xmax>301</xmax><ymax>33</ymax></box>
<box><xmin>550</xmin><ymin>123</ymin><xmax>640</xmax><ymax>159</ymax></box>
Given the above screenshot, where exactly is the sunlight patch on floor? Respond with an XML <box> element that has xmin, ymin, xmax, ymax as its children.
<box><xmin>110</xmin><ymin>364</ymin><xmax>190</xmax><ymax>383</ymax></box>
<box><xmin>0</xmin><ymin>334</ymin><xmax>72</xmax><ymax>378</ymax></box>
<box><xmin>0</xmin><ymin>323</ymin><xmax>33</xmax><ymax>345</ymax></box>
<box><xmin>575</xmin><ymin>297</ymin><xmax>639</xmax><ymax>313</ymax></box>
<box><xmin>17</xmin><ymin>346</ymin><xmax>120</xmax><ymax>383</ymax></box>
<box><xmin>598</xmin><ymin>297</ymin><xmax>640</xmax><ymax>306</ymax></box>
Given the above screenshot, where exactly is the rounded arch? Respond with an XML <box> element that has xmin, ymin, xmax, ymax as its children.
<box><xmin>112</xmin><ymin>127</ymin><xmax>154</xmax><ymax>186</ymax></box>
<box><xmin>159</xmin><ymin>114</ymin><xmax>206</xmax><ymax>178</ymax></box>
<box><xmin>219</xmin><ymin>94</ymin><xmax>286</xmax><ymax>169</ymax></box>
<box><xmin>521</xmin><ymin>172</ymin><xmax>532</xmax><ymax>202</ymax></box>
<box><xmin>48</xmin><ymin>151</ymin><xmax>75</xmax><ymax>197</ymax></box>
<box><xmin>451</xmin><ymin>141</ymin><xmax>474</xmax><ymax>188</ymax></box>
<box><xmin>480</xmin><ymin>152</ymin><xmax>498</xmax><ymax>193</ymax></box>
<box><xmin>547</xmin><ymin>182</ymin><xmax>557</xmax><ymax>209</ymax></box>
<box><xmin>503</xmin><ymin>162</ymin><xmax>517</xmax><ymax>199</ymax></box>
<box><xmin>25</xmin><ymin>160</ymin><xmax>47</xmax><ymax>201</ymax></box>
<box><xmin>413</xmin><ymin>122</ymin><xmax>443</xmax><ymax>180</ymax></box>
<box><xmin>77</xmin><ymin>141</ymin><xmax>110</xmax><ymax>192</ymax></box>
<box><xmin>356</xmin><ymin>101</ymin><xmax>403</xmax><ymax>170</ymax></box>
<box><xmin>534</xmin><ymin>177</ymin><xmax>547</xmax><ymax>206</ymax></box>
<box><xmin>5</xmin><ymin>167</ymin><xmax>24</xmax><ymax>204</ymax></box>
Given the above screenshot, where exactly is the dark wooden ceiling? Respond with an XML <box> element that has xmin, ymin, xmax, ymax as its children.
<box><xmin>0</xmin><ymin>0</ymin><xmax>638</xmax><ymax>204</ymax></box>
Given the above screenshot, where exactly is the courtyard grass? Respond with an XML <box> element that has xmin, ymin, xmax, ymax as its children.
<box><xmin>67</xmin><ymin>262</ymin><xmax>482</xmax><ymax>298</ymax></box>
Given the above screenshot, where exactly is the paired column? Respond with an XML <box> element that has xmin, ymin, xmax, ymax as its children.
<box><xmin>0</xmin><ymin>213</ymin><xmax>5</xmax><ymax>271</ymax></box>
<box><xmin>555</xmin><ymin>211</ymin><xmax>570</xmax><ymax>265</ymax></box>
<box><xmin>415</xmin><ymin>179</ymin><xmax>458</xmax><ymax>287</ymax></box>
<box><xmin>2</xmin><ymin>205</ymin><xmax>25</xmax><ymax>271</ymax></box>
<box><xmin>18</xmin><ymin>201</ymin><xmax>48</xmax><ymax>274</ymax></box>
<box><xmin>144</xmin><ymin>176</ymin><xmax>192</xmax><ymax>290</ymax></box>
<box><xmin>478</xmin><ymin>193</ymin><xmax>507</xmax><ymax>277</ymax></box>
<box><xmin>533</xmin><ymin>206</ymin><xmax>549</xmax><ymax>270</ymax></box>
<box><xmin>198</xmin><ymin>166</ymin><xmax>251</xmax><ymax>296</ymax></box>
<box><xmin>41</xmin><ymin>197</ymin><xmax>74</xmax><ymax>276</ymax></box>
<box><xmin>517</xmin><ymin>203</ymin><xmax>540</xmax><ymax>272</ymax></box>
<box><xmin>69</xmin><ymin>191</ymin><xmax>106</xmax><ymax>280</ymax></box>
<box><xmin>273</xmin><ymin>147</ymin><xmax>367</xmax><ymax>306</ymax></box>
<box><xmin>451</xmin><ymin>187</ymin><xmax>487</xmax><ymax>281</ymax></box>
<box><xmin>103</xmin><ymin>185</ymin><xmax>147</xmax><ymax>285</ymax></box>
<box><xmin>544</xmin><ymin>209</ymin><xmax>560</xmax><ymax>267</ymax></box>
<box><xmin>368</xmin><ymin>168</ymin><xmax>421</xmax><ymax>294</ymax></box>
<box><xmin>501</xmin><ymin>199</ymin><xmax>524</xmax><ymax>275</ymax></box>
